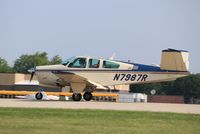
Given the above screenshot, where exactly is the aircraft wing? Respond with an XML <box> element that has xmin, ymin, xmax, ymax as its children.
<box><xmin>52</xmin><ymin>71</ymin><xmax>86</xmax><ymax>84</ymax></box>
<box><xmin>87</xmin><ymin>80</ymin><xmax>108</xmax><ymax>90</ymax></box>
<box><xmin>52</xmin><ymin>71</ymin><xmax>108</xmax><ymax>90</ymax></box>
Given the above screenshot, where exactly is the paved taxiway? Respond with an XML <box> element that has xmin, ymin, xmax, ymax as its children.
<box><xmin>0</xmin><ymin>99</ymin><xmax>200</xmax><ymax>114</ymax></box>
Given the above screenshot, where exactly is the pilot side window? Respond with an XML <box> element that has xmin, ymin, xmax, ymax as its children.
<box><xmin>68</xmin><ymin>58</ymin><xmax>86</xmax><ymax>68</ymax></box>
<box><xmin>89</xmin><ymin>59</ymin><xmax>100</xmax><ymax>68</ymax></box>
<box><xmin>103</xmin><ymin>61</ymin><xmax>120</xmax><ymax>68</ymax></box>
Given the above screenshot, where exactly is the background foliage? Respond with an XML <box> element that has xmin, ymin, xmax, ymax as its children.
<box><xmin>8</xmin><ymin>52</ymin><xmax>62</xmax><ymax>73</ymax></box>
<box><xmin>130</xmin><ymin>74</ymin><xmax>200</xmax><ymax>103</ymax></box>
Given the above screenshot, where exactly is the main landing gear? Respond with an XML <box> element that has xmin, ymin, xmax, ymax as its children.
<box><xmin>72</xmin><ymin>93</ymin><xmax>82</xmax><ymax>101</ymax></box>
<box><xmin>83</xmin><ymin>92</ymin><xmax>93</xmax><ymax>101</ymax></box>
<box><xmin>72</xmin><ymin>92</ymin><xmax>93</xmax><ymax>101</ymax></box>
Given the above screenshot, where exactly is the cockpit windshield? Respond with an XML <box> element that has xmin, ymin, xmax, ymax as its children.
<box><xmin>62</xmin><ymin>57</ymin><xmax>76</xmax><ymax>66</ymax></box>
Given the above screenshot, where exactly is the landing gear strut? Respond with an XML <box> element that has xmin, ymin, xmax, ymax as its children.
<box><xmin>83</xmin><ymin>92</ymin><xmax>93</xmax><ymax>101</ymax></box>
<box><xmin>72</xmin><ymin>93</ymin><xmax>82</xmax><ymax>101</ymax></box>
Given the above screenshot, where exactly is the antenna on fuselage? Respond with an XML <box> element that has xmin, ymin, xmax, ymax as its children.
<box><xmin>109</xmin><ymin>52</ymin><xmax>116</xmax><ymax>60</ymax></box>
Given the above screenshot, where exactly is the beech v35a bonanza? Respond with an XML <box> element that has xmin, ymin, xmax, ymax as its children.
<box><xmin>29</xmin><ymin>49</ymin><xmax>190</xmax><ymax>101</ymax></box>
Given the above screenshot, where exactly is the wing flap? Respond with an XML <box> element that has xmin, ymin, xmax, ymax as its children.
<box><xmin>87</xmin><ymin>80</ymin><xmax>108</xmax><ymax>90</ymax></box>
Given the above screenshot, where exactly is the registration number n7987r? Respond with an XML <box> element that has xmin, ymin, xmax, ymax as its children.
<box><xmin>113</xmin><ymin>74</ymin><xmax>148</xmax><ymax>82</ymax></box>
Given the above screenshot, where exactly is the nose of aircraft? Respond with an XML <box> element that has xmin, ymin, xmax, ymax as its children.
<box><xmin>36</xmin><ymin>64</ymin><xmax>65</xmax><ymax>70</ymax></box>
<box><xmin>28</xmin><ymin>64</ymin><xmax>66</xmax><ymax>82</ymax></box>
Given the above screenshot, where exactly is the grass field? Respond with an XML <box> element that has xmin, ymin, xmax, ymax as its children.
<box><xmin>0</xmin><ymin>108</ymin><xmax>199</xmax><ymax>134</ymax></box>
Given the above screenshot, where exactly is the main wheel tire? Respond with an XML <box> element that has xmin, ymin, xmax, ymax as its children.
<box><xmin>35</xmin><ymin>92</ymin><xmax>43</xmax><ymax>100</ymax></box>
<box><xmin>72</xmin><ymin>93</ymin><xmax>82</xmax><ymax>101</ymax></box>
<box><xmin>83</xmin><ymin>92</ymin><xmax>93</xmax><ymax>101</ymax></box>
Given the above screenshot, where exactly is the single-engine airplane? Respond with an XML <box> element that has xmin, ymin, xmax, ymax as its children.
<box><xmin>29</xmin><ymin>49</ymin><xmax>189</xmax><ymax>101</ymax></box>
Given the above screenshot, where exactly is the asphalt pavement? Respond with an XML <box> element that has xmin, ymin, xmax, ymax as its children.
<box><xmin>0</xmin><ymin>99</ymin><xmax>200</xmax><ymax>114</ymax></box>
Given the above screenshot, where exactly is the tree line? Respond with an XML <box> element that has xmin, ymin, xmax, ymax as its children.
<box><xmin>130</xmin><ymin>74</ymin><xmax>200</xmax><ymax>103</ymax></box>
<box><xmin>0</xmin><ymin>52</ymin><xmax>62</xmax><ymax>73</ymax></box>
<box><xmin>0</xmin><ymin>52</ymin><xmax>200</xmax><ymax>103</ymax></box>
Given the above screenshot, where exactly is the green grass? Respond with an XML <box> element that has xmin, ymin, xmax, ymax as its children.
<box><xmin>0</xmin><ymin>108</ymin><xmax>199</xmax><ymax>134</ymax></box>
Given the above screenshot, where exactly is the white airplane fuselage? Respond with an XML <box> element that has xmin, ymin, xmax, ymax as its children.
<box><xmin>31</xmin><ymin>49</ymin><xmax>190</xmax><ymax>101</ymax></box>
<box><xmin>36</xmin><ymin>70</ymin><xmax>188</xmax><ymax>88</ymax></box>
<box><xmin>35</xmin><ymin>60</ymin><xmax>189</xmax><ymax>89</ymax></box>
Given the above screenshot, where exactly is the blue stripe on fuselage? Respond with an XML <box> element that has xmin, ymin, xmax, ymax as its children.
<box><xmin>132</xmin><ymin>63</ymin><xmax>189</xmax><ymax>73</ymax></box>
<box><xmin>116</xmin><ymin>61</ymin><xmax>184</xmax><ymax>72</ymax></box>
<box><xmin>133</xmin><ymin>63</ymin><xmax>162</xmax><ymax>71</ymax></box>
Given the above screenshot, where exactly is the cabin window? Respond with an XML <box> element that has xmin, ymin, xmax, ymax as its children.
<box><xmin>103</xmin><ymin>61</ymin><xmax>120</xmax><ymax>68</ymax></box>
<box><xmin>89</xmin><ymin>59</ymin><xmax>100</xmax><ymax>68</ymax></box>
<box><xmin>68</xmin><ymin>58</ymin><xmax>86</xmax><ymax>68</ymax></box>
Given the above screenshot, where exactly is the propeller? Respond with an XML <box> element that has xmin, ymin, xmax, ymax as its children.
<box><xmin>28</xmin><ymin>67</ymin><xmax>36</xmax><ymax>82</ymax></box>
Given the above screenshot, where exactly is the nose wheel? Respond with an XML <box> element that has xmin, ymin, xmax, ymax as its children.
<box><xmin>35</xmin><ymin>92</ymin><xmax>43</xmax><ymax>100</ymax></box>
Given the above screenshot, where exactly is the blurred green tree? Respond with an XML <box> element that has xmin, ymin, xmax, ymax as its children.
<box><xmin>173</xmin><ymin>74</ymin><xmax>200</xmax><ymax>103</ymax></box>
<box><xmin>14</xmin><ymin>52</ymin><xmax>49</xmax><ymax>73</ymax></box>
<box><xmin>49</xmin><ymin>55</ymin><xmax>62</xmax><ymax>65</ymax></box>
<box><xmin>0</xmin><ymin>57</ymin><xmax>13</xmax><ymax>73</ymax></box>
<box><xmin>130</xmin><ymin>74</ymin><xmax>200</xmax><ymax>103</ymax></box>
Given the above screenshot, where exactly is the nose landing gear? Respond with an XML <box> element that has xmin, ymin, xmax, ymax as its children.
<box><xmin>35</xmin><ymin>92</ymin><xmax>43</xmax><ymax>100</ymax></box>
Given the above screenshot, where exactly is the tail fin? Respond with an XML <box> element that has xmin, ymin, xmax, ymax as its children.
<box><xmin>160</xmin><ymin>48</ymin><xmax>189</xmax><ymax>71</ymax></box>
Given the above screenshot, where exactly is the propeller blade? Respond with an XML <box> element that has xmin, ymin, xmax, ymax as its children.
<box><xmin>30</xmin><ymin>72</ymin><xmax>35</xmax><ymax>82</ymax></box>
<box><xmin>28</xmin><ymin>67</ymin><xmax>36</xmax><ymax>82</ymax></box>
